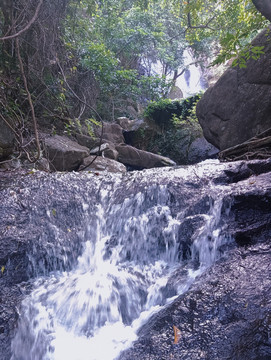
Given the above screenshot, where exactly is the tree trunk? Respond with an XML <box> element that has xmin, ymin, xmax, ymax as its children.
<box><xmin>252</xmin><ymin>0</ymin><xmax>271</xmax><ymax>22</ymax></box>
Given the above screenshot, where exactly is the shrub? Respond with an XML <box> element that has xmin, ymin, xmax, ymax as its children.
<box><xmin>143</xmin><ymin>99</ymin><xmax>183</xmax><ymax>129</ymax></box>
<box><xmin>142</xmin><ymin>93</ymin><xmax>203</xmax><ymax>163</ymax></box>
<box><xmin>143</xmin><ymin>94</ymin><xmax>202</xmax><ymax>130</ymax></box>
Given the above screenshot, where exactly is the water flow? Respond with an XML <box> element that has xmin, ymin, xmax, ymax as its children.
<box><xmin>11</xmin><ymin>182</ymin><xmax>228</xmax><ymax>360</ymax></box>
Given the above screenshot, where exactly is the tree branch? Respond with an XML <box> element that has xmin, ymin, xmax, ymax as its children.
<box><xmin>16</xmin><ymin>37</ymin><xmax>40</xmax><ymax>162</ymax></box>
<box><xmin>187</xmin><ymin>12</ymin><xmax>217</xmax><ymax>31</ymax></box>
<box><xmin>0</xmin><ymin>0</ymin><xmax>43</xmax><ymax>41</ymax></box>
<box><xmin>57</xmin><ymin>62</ymin><xmax>104</xmax><ymax>170</ymax></box>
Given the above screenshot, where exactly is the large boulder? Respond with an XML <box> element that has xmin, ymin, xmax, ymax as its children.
<box><xmin>0</xmin><ymin>119</ymin><xmax>15</xmax><ymax>160</ymax></box>
<box><xmin>116</xmin><ymin>144</ymin><xmax>176</xmax><ymax>169</ymax></box>
<box><xmin>79</xmin><ymin>155</ymin><xmax>126</xmax><ymax>173</ymax></box>
<box><xmin>44</xmin><ymin>135</ymin><xmax>89</xmax><ymax>171</ymax></box>
<box><xmin>95</xmin><ymin>122</ymin><xmax>125</xmax><ymax>145</ymax></box>
<box><xmin>75</xmin><ymin>133</ymin><xmax>98</xmax><ymax>149</ymax></box>
<box><xmin>197</xmin><ymin>27</ymin><xmax>271</xmax><ymax>150</ymax></box>
<box><xmin>89</xmin><ymin>142</ymin><xmax>119</xmax><ymax>160</ymax></box>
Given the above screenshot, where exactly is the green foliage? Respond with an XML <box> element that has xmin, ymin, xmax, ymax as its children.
<box><xmin>181</xmin><ymin>0</ymin><xmax>268</xmax><ymax>66</ymax></box>
<box><xmin>64</xmin><ymin>117</ymin><xmax>99</xmax><ymax>138</ymax></box>
<box><xmin>143</xmin><ymin>94</ymin><xmax>201</xmax><ymax>130</ymax></box>
<box><xmin>231</xmin><ymin>45</ymin><xmax>265</xmax><ymax>68</ymax></box>
<box><xmin>137</xmin><ymin>75</ymin><xmax>172</xmax><ymax>101</ymax></box>
<box><xmin>62</xmin><ymin>0</ymin><xmax>193</xmax><ymax>119</ymax></box>
<box><xmin>144</xmin><ymin>99</ymin><xmax>183</xmax><ymax>129</ymax></box>
<box><xmin>141</xmin><ymin>94</ymin><xmax>203</xmax><ymax>163</ymax></box>
<box><xmin>81</xmin><ymin>42</ymin><xmax>118</xmax><ymax>84</ymax></box>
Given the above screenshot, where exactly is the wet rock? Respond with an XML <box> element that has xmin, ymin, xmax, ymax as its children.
<box><xmin>119</xmin><ymin>243</ymin><xmax>271</xmax><ymax>360</ymax></box>
<box><xmin>118</xmin><ymin>167</ymin><xmax>271</xmax><ymax>360</ymax></box>
<box><xmin>197</xmin><ymin>27</ymin><xmax>271</xmax><ymax>150</ymax></box>
<box><xmin>43</xmin><ymin>135</ymin><xmax>90</xmax><ymax>171</ymax></box>
<box><xmin>0</xmin><ymin>159</ymin><xmax>270</xmax><ymax>360</ymax></box>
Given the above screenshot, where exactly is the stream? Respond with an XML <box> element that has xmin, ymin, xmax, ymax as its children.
<box><xmin>2</xmin><ymin>160</ymin><xmax>270</xmax><ymax>360</ymax></box>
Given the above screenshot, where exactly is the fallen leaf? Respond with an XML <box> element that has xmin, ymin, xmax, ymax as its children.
<box><xmin>1</xmin><ymin>266</ymin><xmax>5</xmax><ymax>274</ymax></box>
<box><xmin>173</xmin><ymin>325</ymin><xmax>181</xmax><ymax>344</ymax></box>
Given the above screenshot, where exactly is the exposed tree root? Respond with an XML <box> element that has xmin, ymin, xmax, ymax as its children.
<box><xmin>219</xmin><ymin>128</ymin><xmax>271</xmax><ymax>161</ymax></box>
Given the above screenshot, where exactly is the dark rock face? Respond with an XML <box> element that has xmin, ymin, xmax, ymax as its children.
<box><xmin>197</xmin><ymin>27</ymin><xmax>271</xmax><ymax>150</ymax></box>
<box><xmin>120</xmin><ymin>242</ymin><xmax>271</xmax><ymax>360</ymax></box>
<box><xmin>119</xmin><ymin>174</ymin><xmax>271</xmax><ymax>360</ymax></box>
<box><xmin>117</xmin><ymin>160</ymin><xmax>271</xmax><ymax>360</ymax></box>
<box><xmin>187</xmin><ymin>136</ymin><xmax>219</xmax><ymax>164</ymax></box>
<box><xmin>0</xmin><ymin>118</ymin><xmax>15</xmax><ymax>160</ymax></box>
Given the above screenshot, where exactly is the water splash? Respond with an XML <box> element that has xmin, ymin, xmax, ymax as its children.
<box><xmin>11</xmin><ymin>174</ymin><xmax>231</xmax><ymax>360</ymax></box>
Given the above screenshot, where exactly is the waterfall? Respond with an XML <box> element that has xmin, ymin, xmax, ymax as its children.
<box><xmin>150</xmin><ymin>49</ymin><xmax>206</xmax><ymax>98</ymax></box>
<box><xmin>176</xmin><ymin>50</ymin><xmax>207</xmax><ymax>98</ymax></box>
<box><xmin>10</xmin><ymin>163</ymin><xmax>233</xmax><ymax>360</ymax></box>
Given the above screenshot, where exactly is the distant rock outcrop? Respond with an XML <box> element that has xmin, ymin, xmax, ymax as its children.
<box><xmin>197</xmin><ymin>27</ymin><xmax>271</xmax><ymax>151</ymax></box>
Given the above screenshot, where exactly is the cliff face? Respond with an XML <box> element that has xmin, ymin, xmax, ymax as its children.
<box><xmin>197</xmin><ymin>27</ymin><xmax>271</xmax><ymax>151</ymax></box>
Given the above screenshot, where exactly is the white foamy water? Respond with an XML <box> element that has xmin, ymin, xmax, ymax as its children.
<box><xmin>11</xmin><ymin>173</ymin><xmax>229</xmax><ymax>360</ymax></box>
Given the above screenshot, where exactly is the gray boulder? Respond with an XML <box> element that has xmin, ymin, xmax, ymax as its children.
<box><xmin>197</xmin><ymin>27</ymin><xmax>271</xmax><ymax>150</ymax></box>
<box><xmin>79</xmin><ymin>155</ymin><xmax>126</xmax><ymax>173</ymax></box>
<box><xmin>75</xmin><ymin>133</ymin><xmax>98</xmax><ymax>149</ymax></box>
<box><xmin>187</xmin><ymin>137</ymin><xmax>219</xmax><ymax>164</ymax></box>
<box><xmin>96</xmin><ymin>122</ymin><xmax>125</xmax><ymax>145</ymax></box>
<box><xmin>0</xmin><ymin>119</ymin><xmax>15</xmax><ymax>159</ymax></box>
<box><xmin>116</xmin><ymin>144</ymin><xmax>176</xmax><ymax>169</ymax></box>
<box><xmin>88</xmin><ymin>142</ymin><xmax>119</xmax><ymax>160</ymax></box>
<box><xmin>44</xmin><ymin>135</ymin><xmax>89</xmax><ymax>171</ymax></box>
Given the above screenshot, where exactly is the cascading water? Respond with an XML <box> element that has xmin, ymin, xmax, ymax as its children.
<box><xmin>10</xmin><ymin>164</ymin><xmax>232</xmax><ymax>360</ymax></box>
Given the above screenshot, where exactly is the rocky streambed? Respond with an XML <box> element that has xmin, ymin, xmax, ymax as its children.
<box><xmin>0</xmin><ymin>159</ymin><xmax>270</xmax><ymax>360</ymax></box>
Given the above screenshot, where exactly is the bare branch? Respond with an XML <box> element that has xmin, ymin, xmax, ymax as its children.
<box><xmin>0</xmin><ymin>0</ymin><xmax>44</xmax><ymax>41</ymax></box>
<box><xmin>16</xmin><ymin>38</ymin><xmax>40</xmax><ymax>162</ymax></box>
<box><xmin>187</xmin><ymin>12</ymin><xmax>217</xmax><ymax>31</ymax></box>
<box><xmin>57</xmin><ymin>61</ymin><xmax>105</xmax><ymax>170</ymax></box>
